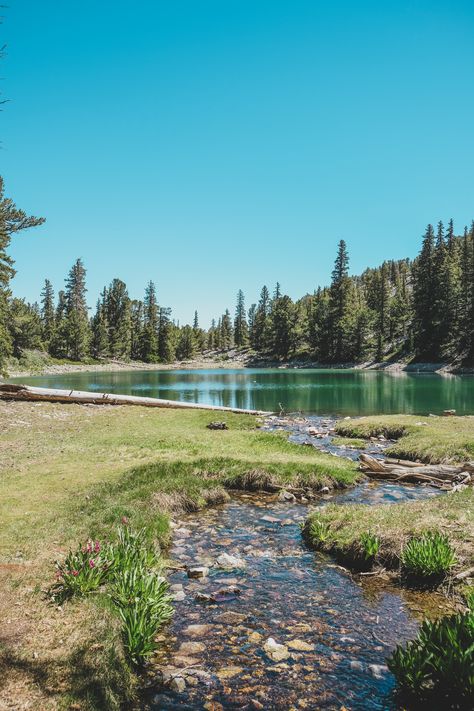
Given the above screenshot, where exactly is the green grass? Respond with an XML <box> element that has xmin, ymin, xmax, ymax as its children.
<box><xmin>0</xmin><ymin>402</ymin><xmax>357</xmax><ymax>558</ymax></box>
<box><xmin>335</xmin><ymin>414</ymin><xmax>474</xmax><ymax>463</ymax></box>
<box><xmin>0</xmin><ymin>400</ymin><xmax>358</xmax><ymax>710</ymax></box>
<box><xmin>304</xmin><ymin>487</ymin><xmax>474</xmax><ymax>577</ymax></box>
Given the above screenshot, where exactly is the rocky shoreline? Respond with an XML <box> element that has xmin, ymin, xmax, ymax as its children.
<box><xmin>4</xmin><ymin>353</ymin><xmax>473</xmax><ymax>379</ymax></box>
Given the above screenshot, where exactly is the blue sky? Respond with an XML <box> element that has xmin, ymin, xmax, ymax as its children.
<box><xmin>2</xmin><ymin>1</ymin><xmax>474</xmax><ymax>325</ymax></box>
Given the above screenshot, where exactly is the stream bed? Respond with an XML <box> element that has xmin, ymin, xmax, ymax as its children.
<box><xmin>144</xmin><ymin>483</ymin><xmax>448</xmax><ymax>710</ymax></box>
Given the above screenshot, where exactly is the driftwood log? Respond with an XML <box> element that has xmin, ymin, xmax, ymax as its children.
<box><xmin>0</xmin><ymin>384</ymin><xmax>271</xmax><ymax>416</ymax></box>
<box><xmin>359</xmin><ymin>453</ymin><xmax>472</xmax><ymax>488</ymax></box>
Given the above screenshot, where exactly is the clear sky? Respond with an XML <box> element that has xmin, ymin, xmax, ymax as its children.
<box><xmin>2</xmin><ymin>1</ymin><xmax>474</xmax><ymax>325</ymax></box>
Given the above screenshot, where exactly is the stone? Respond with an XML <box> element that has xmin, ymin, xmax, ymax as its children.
<box><xmin>184</xmin><ymin>623</ymin><xmax>214</xmax><ymax>637</ymax></box>
<box><xmin>350</xmin><ymin>660</ymin><xmax>364</xmax><ymax>672</ymax></box>
<box><xmin>178</xmin><ymin>641</ymin><xmax>206</xmax><ymax>655</ymax></box>
<box><xmin>216</xmin><ymin>552</ymin><xmax>246</xmax><ymax>569</ymax></box>
<box><xmin>278</xmin><ymin>490</ymin><xmax>296</xmax><ymax>502</ymax></box>
<box><xmin>261</xmin><ymin>515</ymin><xmax>280</xmax><ymax>523</ymax></box>
<box><xmin>287</xmin><ymin>639</ymin><xmax>313</xmax><ymax>652</ymax></box>
<box><xmin>187</xmin><ymin>566</ymin><xmax>209</xmax><ymax>578</ymax></box>
<box><xmin>215</xmin><ymin>611</ymin><xmax>248</xmax><ymax>624</ymax></box>
<box><xmin>368</xmin><ymin>663</ymin><xmax>388</xmax><ymax>679</ymax></box>
<box><xmin>216</xmin><ymin>666</ymin><xmax>243</xmax><ymax>679</ymax></box>
<box><xmin>169</xmin><ymin>676</ymin><xmax>186</xmax><ymax>693</ymax></box>
<box><xmin>173</xmin><ymin>590</ymin><xmax>185</xmax><ymax>601</ymax></box>
<box><xmin>263</xmin><ymin>637</ymin><xmax>290</xmax><ymax>662</ymax></box>
<box><xmin>248</xmin><ymin>631</ymin><xmax>263</xmax><ymax>642</ymax></box>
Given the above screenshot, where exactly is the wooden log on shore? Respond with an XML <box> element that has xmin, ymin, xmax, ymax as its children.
<box><xmin>359</xmin><ymin>453</ymin><xmax>472</xmax><ymax>487</ymax></box>
<box><xmin>0</xmin><ymin>384</ymin><xmax>272</xmax><ymax>416</ymax></box>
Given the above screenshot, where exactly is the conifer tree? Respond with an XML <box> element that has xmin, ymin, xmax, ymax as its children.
<box><xmin>130</xmin><ymin>300</ymin><xmax>144</xmax><ymax>360</ymax></box>
<box><xmin>106</xmin><ymin>278</ymin><xmax>132</xmax><ymax>359</ymax></box>
<box><xmin>220</xmin><ymin>309</ymin><xmax>233</xmax><ymax>349</ymax></box>
<box><xmin>412</xmin><ymin>224</ymin><xmax>436</xmax><ymax>358</ymax></box>
<box><xmin>91</xmin><ymin>289</ymin><xmax>109</xmax><ymax>358</ymax></box>
<box><xmin>0</xmin><ymin>178</ymin><xmax>44</xmax><ymax>371</ymax></box>
<box><xmin>252</xmin><ymin>285</ymin><xmax>270</xmax><ymax>351</ymax></box>
<box><xmin>40</xmin><ymin>279</ymin><xmax>56</xmax><ymax>348</ymax></box>
<box><xmin>234</xmin><ymin>289</ymin><xmax>249</xmax><ymax>347</ymax></box>
<box><xmin>50</xmin><ymin>290</ymin><xmax>68</xmax><ymax>358</ymax></box>
<box><xmin>158</xmin><ymin>307</ymin><xmax>176</xmax><ymax>362</ymax></box>
<box><xmin>328</xmin><ymin>240</ymin><xmax>351</xmax><ymax>361</ymax></box>
<box><xmin>141</xmin><ymin>280</ymin><xmax>159</xmax><ymax>362</ymax></box>
<box><xmin>63</xmin><ymin>258</ymin><xmax>91</xmax><ymax>361</ymax></box>
<box><xmin>176</xmin><ymin>325</ymin><xmax>195</xmax><ymax>360</ymax></box>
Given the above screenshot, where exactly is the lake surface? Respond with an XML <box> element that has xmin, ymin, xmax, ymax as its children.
<box><xmin>10</xmin><ymin>368</ymin><xmax>474</xmax><ymax>415</ymax></box>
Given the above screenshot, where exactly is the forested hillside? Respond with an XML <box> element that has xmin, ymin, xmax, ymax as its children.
<box><xmin>2</xmin><ymin>179</ymin><xmax>474</xmax><ymax>373</ymax></box>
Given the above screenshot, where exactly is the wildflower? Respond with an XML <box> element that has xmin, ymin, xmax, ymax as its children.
<box><xmin>121</xmin><ymin>516</ymin><xmax>129</xmax><ymax>525</ymax></box>
<box><xmin>89</xmin><ymin>559</ymin><xmax>95</xmax><ymax>568</ymax></box>
<box><xmin>72</xmin><ymin>570</ymin><xmax>79</xmax><ymax>577</ymax></box>
<box><xmin>86</xmin><ymin>541</ymin><xmax>93</xmax><ymax>553</ymax></box>
<box><xmin>94</xmin><ymin>541</ymin><xmax>100</xmax><ymax>553</ymax></box>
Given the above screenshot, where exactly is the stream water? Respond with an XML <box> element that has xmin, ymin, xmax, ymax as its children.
<box><xmin>144</xmin><ymin>484</ymin><xmax>447</xmax><ymax>710</ymax></box>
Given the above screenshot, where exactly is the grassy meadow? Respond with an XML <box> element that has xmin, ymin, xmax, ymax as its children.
<box><xmin>0</xmin><ymin>400</ymin><xmax>357</xmax><ymax>710</ymax></box>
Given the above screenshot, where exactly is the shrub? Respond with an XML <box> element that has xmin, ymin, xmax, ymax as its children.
<box><xmin>52</xmin><ymin>539</ymin><xmax>109</xmax><ymax>602</ymax></box>
<box><xmin>387</xmin><ymin>610</ymin><xmax>474</xmax><ymax>705</ymax></box>
<box><xmin>401</xmin><ymin>531</ymin><xmax>456</xmax><ymax>579</ymax></box>
<box><xmin>360</xmin><ymin>531</ymin><xmax>380</xmax><ymax>560</ymax></box>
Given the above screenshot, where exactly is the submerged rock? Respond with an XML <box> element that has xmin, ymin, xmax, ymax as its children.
<box><xmin>287</xmin><ymin>639</ymin><xmax>313</xmax><ymax>652</ymax></box>
<box><xmin>187</xmin><ymin>566</ymin><xmax>209</xmax><ymax>578</ymax></box>
<box><xmin>263</xmin><ymin>637</ymin><xmax>290</xmax><ymax>662</ymax></box>
<box><xmin>216</xmin><ymin>552</ymin><xmax>246</xmax><ymax>569</ymax></box>
<box><xmin>278</xmin><ymin>490</ymin><xmax>296</xmax><ymax>502</ymax></box>
<box><xmin>169</xmin><ymin>676</ymin><xmax>186</xmax><ymax>693</ymax></box>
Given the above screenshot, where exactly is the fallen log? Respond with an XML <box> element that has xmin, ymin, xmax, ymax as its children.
<box><xmin>359</xmin><ymin>453</ymin><xmax>472</xmax><ymax>487</ymax></box>
<box><xmin>0</xmin><ymin>384</ymin><xmax>272</xmax><ymax>416</ymax></box>
<box><xmin>384</xmin><ymin>457</ymin><xmax>425</xmax><ymax>468</ymax></box>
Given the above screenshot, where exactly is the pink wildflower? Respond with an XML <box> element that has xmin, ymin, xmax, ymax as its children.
<box><xmin>121</xmin><ymin>516</ymin><xmax>129</xmax><ymax>525</ymax></box>
<box><xmin>86</xmin><ymin>541</ymin><xmax>93</xmax><ymax>553</ymax></box>
<box><xmin>72</xmin><ymin>570</ymin><xmax>79</xmax><ymax>577</ymax></box>
<box><xmin>89</xmin><ymin>559</ymin><xmax>95</xmax><ymax>568</ymax></box>
<box><xmin>94</xmin><ymin>541</ymin><xmax>101</xmax><ymax>553</ymax></box>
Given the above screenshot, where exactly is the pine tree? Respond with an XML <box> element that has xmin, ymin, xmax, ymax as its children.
<box><xmin>50</xmin><ymin>290</ymin><xmax>68</xmax><ymax>358</ymax></box>
<box><xmin>375</xmin><ymin>262</ymin><xmax>391</xmax><ymax>361</ymax></box>
<box><xmin>328</xmin><ymin>240</ymin><xmax>351</xmax><ymax>361</ymax></box>
<box><xmin>270</xmin><ymin>294</ymin><xmax>297</xmax><ymax>358</ymax></box>
<box><xmin>141</xmin><ymin>281</ymin><xmax>159</xmax><ymax>362</ymax></box>
<box><xmin>130</xmin><ymin>300</ymin><xmax>144</xmax><ymax>360</ymax></box>
<box><xmin>412</xmin><ymin>224</ymin><xmax>436</xmax><ymax>359</ymax></box>
<box><xmin>40</xmin><ymin>279</ymin><xmax>56</xmax><ymax>348</ymax></box>
<box><xmin>176</xmin><ymin>325</ymin><xmax>195</xmax><ymax>360</ymax></box>
<box><xmin>234</xmin><ymin>289</ymin><xmax>249</xmax><ymax>347</ymax></box>
<box><xmin>252</xmin><ymin>285</ymin><xmax>270</xmax><ymax>351</ymax></box>
<box><xmin>9</xmin><ymin>298</ymin><xmax>44</xmax><ymax>357</ymax></box>
<box><xmin>0</xmin><ymin>178</ymin><xmax>44</xmax><ymax>372</ymax></box>
<box><xmin>91</xmin><ymin>289</ymin><xmax>109</xmax><ymax>358</ymax></box>
<box><xmin>158</xmin><ymin>307</ymin><xmax>176</xmax><ymax>362</ymax></box>
<box><xmin>106</xmin><ymin>279</ymin><xmax>132</xmax><ymax>359</ymax></box>
<box><xmin>64</xmin><ymin>258</ymin><xmax>91</xmax><ymax>361</ymax></box>
<box><xmin>220</xmin><ymin>309</ymin><xmax>233</xmax><ymax>349</ymax></box>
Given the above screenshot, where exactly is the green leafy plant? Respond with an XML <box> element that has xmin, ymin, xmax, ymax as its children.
<box><xmin>106</xmin><ymin>525</ymin><xmax>157</xmax><ymax>576</ymax></box>
<box><xmin>51</xmin><ymin>539</ymin><xmax>109</xmax><ymax>602</ymax></box>
<box><xmin>112</xmin><ymin>568</ymin><xmax>173</xmax><ymax>665</ymax></box>
<box><xmin>360</xmin><ymin>531</ymin><xmax>380</xmax><ymax>560</ymax></box>
<box><xmin>401</xmin><ymin>531</ymin><xmax>456</xmax><ymax>579</ymax></box>
<box><xmin>387</xmin><ymin>610</ymin><xmax>474</xmax><ymax>704</ymax></box>
<box><xmin>310</xmin><ymin>517</ymin><xmax>331</xmax><ymax>543</ymax></box>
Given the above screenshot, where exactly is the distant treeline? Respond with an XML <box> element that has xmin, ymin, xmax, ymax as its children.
<box><xmin>1</xmin><ymin>179</ymin><xmax>474</xmax><ymax>370</ymax></box>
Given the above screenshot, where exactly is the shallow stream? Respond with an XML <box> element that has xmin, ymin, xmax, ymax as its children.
<box><xmin>144</xmin><ymin>483</ymin><xmax>447</xmax><ymax>710</ymax></box>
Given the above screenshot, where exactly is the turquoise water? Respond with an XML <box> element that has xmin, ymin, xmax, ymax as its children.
<box><xmin>10</xmin><ymin>367</ymin><xmax>474</xmax><ymax>415</ymax></box>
